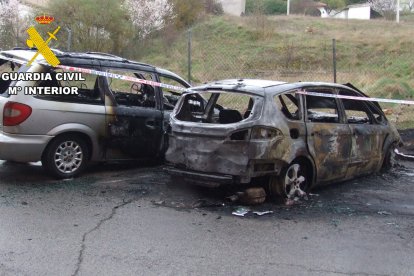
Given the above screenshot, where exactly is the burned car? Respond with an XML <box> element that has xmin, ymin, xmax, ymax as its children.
<box><xmin>0</xmin><ymin>49</ymin><xmax>190</xmax><ymax>178</ymax></box>
<box><xmin>165</xmin><ymin>79</ymin><xmax>400</xmax><ymax>199</ymax></box>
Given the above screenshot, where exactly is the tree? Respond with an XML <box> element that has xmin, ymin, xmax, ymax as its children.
<box><xmin>0</xmin><ymin>0</ymin><xmax>31</xmax><ymax>49</ymax></box>
<box><xmin>368</xmin><ymin>0</ymin><xmax>396</xmax><ymax>19</ymax></box>
<box><xmin>124</xmin><ymin>0</ymin><xmax>173</xmax><ymax>38</ymax></box>
<box><xmin>169</xmin><ymin>0</ymin><xmax>204</xmax><ymax>29</ymax></box>
<box><xmin>324</xmin><ymin>0</ymin><xmax>347</xmax><ymax>12</ymax></box>
<box><xmin>46</xmin><ymin>0</ymin><xmax>132</xmax><ymax>54</ymax></box>
<box><xmin>406</xmin><ymin>0</ymin><xmax>414</xmax><ymax>11</ymax></box>
<box><xmin>205</xmin><ymin>0</ymin><xmax>224</xmax><ymax>15</ymax></box>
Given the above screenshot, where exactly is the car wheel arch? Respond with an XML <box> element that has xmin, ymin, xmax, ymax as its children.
<box><xmin>45</xmin><ymin>124</ymin><xmax>100</xmax><ymax>160</ymax></box>
<box><xmin>42</xmin><ymin>131</ymin><xmax>93</xmax><ymax>162</ymax></box>
<box><xmin>268</xmin><ymin>155</ymin><xmax>316</xmax><ymax>199</ymax></box>
<box><xmin>288</xmin><ymin>156</ymin><xmax>316</xmax><ymax>188</ymax></box>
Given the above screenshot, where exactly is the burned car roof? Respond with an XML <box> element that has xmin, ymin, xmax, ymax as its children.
<box><xmin>0</xmin><ymin>48</ymin><xmax>191</xmax><ymax>87</ymax></box>
<box><xmin>271</xmin><ymin>82</ymin><xmax>366</xmax><ymax>94</ymax></box>
<box><xmin>190</xmin><ymin>79</ymin><xmax>367</xmax><ymax>97</ymax></box>
<box><xmin>191</xmin><ymin>79</ymin><xmax>286</xmax><ymax>95</ymax></box>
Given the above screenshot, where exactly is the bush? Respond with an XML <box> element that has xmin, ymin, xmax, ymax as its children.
<box><xmin>205</xmin><ymin>0</ymin><xmax>224</xmax><ymax>15</ymax></box>
<box><xmin>246</xmin><ymin>0</ymin><xmax>287</xmax><ymax>15</ymax></box>
<box><xmin>264</xmin><ymin>0</ymin><xmax>287</xmax><ymax>14</ymax></box>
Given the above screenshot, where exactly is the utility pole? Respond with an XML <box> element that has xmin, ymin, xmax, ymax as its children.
<box><xmin>396</xmin><ymin>0</ymin><xmax>400</xmax><ymax>23</ymax></box>
<box><xmin>65</xmin><ymin>27</ymin><xmax>72</xmax><ymax>51</ymax></box>
<box><xmin>332</xmin><ymin>39</ymin><xmax>337</xmax><ymax>83</ymax></box>
<box><xmin>287</xmin><ymin>0</ymin><xmax>290</xmax><ymax>15</ymax></box>
<box><xmin>187</xmin><ymin>29</ymin><xmax>192</xmax><ymax>84</ymax></box>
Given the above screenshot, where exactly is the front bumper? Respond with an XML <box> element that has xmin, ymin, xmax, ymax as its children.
<box><xmin>0</xmin><ymin>131</ymin><xmax>53</xmax><ymax>162</ymax></box>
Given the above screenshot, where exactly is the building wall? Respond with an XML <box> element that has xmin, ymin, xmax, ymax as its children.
<box><xmin>332</xmin><ymin>6</ymin><xmax>371</xmax><ymax>20</ymax></box>
<box><xmin>219</xmin><ymin>0</ymin><xmax>246</xmax><ymax>16</ymax></box>
<box><xmin>347</xmin><ymin>6</ymin><xmax>371</xmax><ymax>20</ymax></box>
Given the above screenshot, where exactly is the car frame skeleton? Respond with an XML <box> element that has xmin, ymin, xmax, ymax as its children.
<box><xmin>165</xmin><ymin>79</ymin><xmax>401</xmax><ymax>199</ymax></box>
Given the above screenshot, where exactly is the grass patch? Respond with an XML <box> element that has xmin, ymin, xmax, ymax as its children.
<box><xmin>137</xmin><ymin>14</ymin><xmax>414</xmax><ymax>128</ymax></box>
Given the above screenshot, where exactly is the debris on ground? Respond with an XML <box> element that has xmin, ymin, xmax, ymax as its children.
<box><xmin>285</xmin><ymin>194</ymin><xmax>308</xmax><ymax>206</ymax></box>
<box><xmin>232</xmin><ymin>207</ymin><xmax>251</xmax><ymax>217</ymax></box>
<box><xmin>152</xmin><ymin>200</ymin><xmax>165</xmax><ymax>206</ymax></box>
<box><xmin>386</xmin><ymin>222</ymin><xmax>399</xmax><ymax>227</ymax></box>
<box><xmin>232</xmin><ymin>207</ymin><xmax>274</xmax><ymax>217</ymax></box>
<box><xmin>378</xmin><ymin>211</ymin><xmax>392</xmax><ymax>216</ymax></box>
<box><xmin>395</xmin><ymin>149</ymin><xmax>414</xmax><ymax>161</ymax></box>
<box><xmin>253</xmin><ymin>211</ymin><xmax>273</xmax><ymax>216</ymax></box>
<box><xmin>331</xmin><ymin>219</ymin><xmax>340</xmax><ymax>227</ymax></box>
<box><xmin>191</xmin><ymin>199</ymin><xmax>225</xmax><ymax>208</ymax></box>
<box><xmin>227</xmin><ymin>187</ymin><xmax>266</xmax><ymax>205</ymax></box>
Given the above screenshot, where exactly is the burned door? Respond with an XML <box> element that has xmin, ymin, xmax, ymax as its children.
<box><xmin>104</xmin><ymin>69</ymin><xmax>163</xmax><ymax>160</ymax></box>
<box><xmin>304</xmin><ymin>88</ymin><xmax>352</xmax><ymax>183</ymax></box>
<box><xmin>338</xmin><ymin>89</ymin><xmax>386</xmax><ymax>176</ymax></box>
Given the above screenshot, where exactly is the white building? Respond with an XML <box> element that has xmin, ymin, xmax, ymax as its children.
<box><xmin>331</xmin><ymin>3</ymin><xmax>381</xmax><ymax>20</ymax></box>
<box><xmin>219</xmin><ymin>0</ymin><xmax>246</xmax><ymax>16</ymax></box>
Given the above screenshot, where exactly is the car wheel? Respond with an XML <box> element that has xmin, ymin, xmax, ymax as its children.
<box><xmin>42</xmin><ymin>135</ymin><xmax>89</xmax><ymax>179</ymax></box>
<box><xmin>269</xmin><ymin>160</ymin><xmax>311</xmax><ymax>199</ymax></box>
<box><xmin>381</xmin><ymin>143</ymin><xmax>396</xmax><ymax>171</ymax></box>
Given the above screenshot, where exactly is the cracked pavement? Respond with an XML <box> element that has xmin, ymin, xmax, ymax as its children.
<box><xmin>0</xmin><ymin>160</ymin><xmax>413</xmax><ymax>275</ymax></box>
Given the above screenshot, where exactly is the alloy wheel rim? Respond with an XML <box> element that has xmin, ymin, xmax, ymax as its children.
<box><xmin>54</xmin><ymin>141</ymin><xmax>83</xmax><ymax>174</ymax></box>
<box><xmin>284</xmin><ymin>163</ymin><xmax>306</xmax><ymax>199</ymax></box>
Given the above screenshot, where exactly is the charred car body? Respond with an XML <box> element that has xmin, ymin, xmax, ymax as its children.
<box><xmin>0</xmin><ymin>49</ymin><xmax>190</xmax><ymax>178</ymax></box>
<box><xmin>165</xmin><ymin>79</ymin><xmax>400</xmax><ymax>198</ymax></box>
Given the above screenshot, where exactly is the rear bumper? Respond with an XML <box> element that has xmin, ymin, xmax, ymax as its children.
<box><xmin>165</xmin><ymin>167</ymin><xmax>235</xmax><ymax>188</ymax></box>
<box><xmin>165</xmin><ymin>160</ymin><xmax>285</xmax><ymax>187</ymax></box>
<box><xmin>0</xmin><ymin>131</ymin><xmax>53</xmax><ymax>162</ymax></box>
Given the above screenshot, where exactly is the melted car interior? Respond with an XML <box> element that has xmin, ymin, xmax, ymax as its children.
<box><xmin>176</xmin><ymin>91</ymin><xmax>258</xmax><ymax>124</ymax></box>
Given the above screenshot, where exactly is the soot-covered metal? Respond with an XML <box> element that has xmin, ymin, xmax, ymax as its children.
<box><xmin>166</xmin><ymin>79</ymin><xmax>401</xmax><ymax>199</ymax></box>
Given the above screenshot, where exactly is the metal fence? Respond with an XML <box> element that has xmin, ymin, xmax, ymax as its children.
<box><xmin>164</xmin><ymin>28</ymin><xmax>414</xmax><ymax>129</ymax></box>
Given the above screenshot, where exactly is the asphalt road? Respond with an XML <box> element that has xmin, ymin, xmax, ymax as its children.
<box><xmin>0</xmin><ymin>160</ymin><xmax>413</xmax><ymax>276</ymax></box>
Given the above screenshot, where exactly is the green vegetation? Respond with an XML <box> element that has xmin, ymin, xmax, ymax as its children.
<box><xmin>246</xmin><ymin>0</ymin><xmax>287</xmax><ymax>15</ymax></box>
<box><xmin>139</xmin><ymin>15</ymin><xmax>414</xmax><ymax>128</ymax></box>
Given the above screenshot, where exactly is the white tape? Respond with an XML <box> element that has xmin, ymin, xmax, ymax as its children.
<box><xmin>0</xmin><ymin>54</ymin><xmax>189</xmax><ymax>93</ymax></box>
<box><xmin>297</xmin><ymin>91</ymin><xmax>414</xmax><ymax>105</ymax></box>
<box><xmin>2</xmin><ymin>54</ymin><xmax>414</xmax><ymax>105</ymax></box>
<box><xmin>56</xmin><ymin>64</ymin><xmax>188</xmax><ymax>92</ymax></box>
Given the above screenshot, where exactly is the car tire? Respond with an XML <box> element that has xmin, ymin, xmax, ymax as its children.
<box><xmin>42</xmin><ymin>134</ymin><xmax>89</xmax><ymax>179</ymax></box>
<box><xmin>381</xmin><ymin>143</ymin><xmax>396</xmax><ymax>171</ymax></box>
<box><xmin>269</xmin><ymin>160</ymin><xmax>311</xmax><ymax>199</ymax></box>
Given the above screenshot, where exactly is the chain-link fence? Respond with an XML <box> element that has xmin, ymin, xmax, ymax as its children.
<box><xmin>160</xmin><ymin>27</ymin><xmax>413</xmax><ymax>129</ymax></box>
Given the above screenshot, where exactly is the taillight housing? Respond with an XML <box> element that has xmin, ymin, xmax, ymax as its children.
<box><xmin>3</xmin><ymin>102</ymin><xmax>32</xmax><ymax>126</ymax></box>
<box><xmin>250</xmin><ymin>126</ymin><xmax>282</xmax><ymax>140</ymax></box>
<box><xmin>229</xmin><ymin>127</ymin><xmax>282</xmax><ymax>141</ymax></box>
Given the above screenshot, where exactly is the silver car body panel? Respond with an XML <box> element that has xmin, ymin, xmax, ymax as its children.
<box><xmin>0</xmin><ymin>49</ymin><xmax>190</xmax><ymax>164</ymax></box>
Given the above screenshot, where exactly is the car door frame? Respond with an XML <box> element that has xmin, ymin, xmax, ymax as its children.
<box><xmin>336</xmin><ymin>87</ymin><xmax>388</xmax><ymax>177</ymax></box>
<box><xmin>101</xmin><ymin>64</ymin><xmax>164</xmax><ymax>160</ymax></box>
<box><xmin>302</xmin><ymin>86</ymin><xmax>352</xmax><ymax>184</ymax></box>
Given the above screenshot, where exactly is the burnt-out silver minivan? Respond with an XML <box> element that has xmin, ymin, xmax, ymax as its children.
<box><xmin>165</xmin><ymin>79</ymin><xmax>400</xmax><ymax>199</ymax></box>
<box><xmin>0</xmin><ymin>49</ymin><xmax>190</xmax><ymax>178</ymax></box>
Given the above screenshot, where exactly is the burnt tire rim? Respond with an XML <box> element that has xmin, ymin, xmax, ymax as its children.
<box><xmin>284</xmin><ymin>163</ymin><xmax>307</xmax><ymax>199</ymax></box>
<box><xmin>54</xmin><ymin>141</ymin><xmax>83</xmax><ymax>174</ymax></box>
